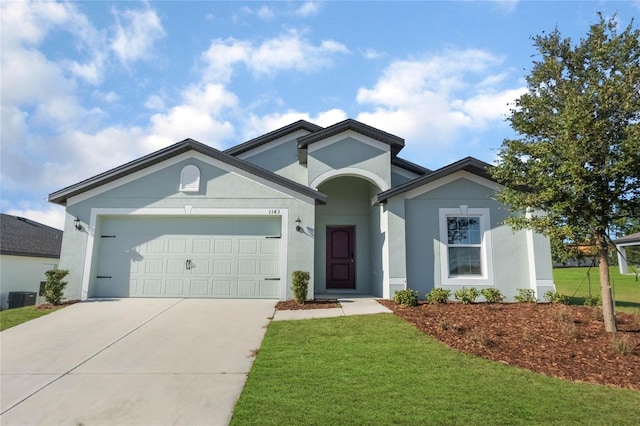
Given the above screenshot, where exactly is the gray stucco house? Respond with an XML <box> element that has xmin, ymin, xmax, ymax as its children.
<box><xmin>48</xmin><ymin>119</ymin><xmax>555</xmax><ymax>302</ymax></box>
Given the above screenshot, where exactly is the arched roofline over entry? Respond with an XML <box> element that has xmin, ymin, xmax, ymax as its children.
<box><xmin>310</xmin><ymin>167</ymin><xmax>388</xmax><ymax>192</ymax></box>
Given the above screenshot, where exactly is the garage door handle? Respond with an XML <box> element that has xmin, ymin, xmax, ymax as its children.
<box><xmin>265</xmin><ymin>278</ymin><xmax>280</xmax><ymax>281</ymax></box>
<box><xmin>97</xmin><ymin>275</ymin><xmax>112</xmax><ymax>279</ymax></box>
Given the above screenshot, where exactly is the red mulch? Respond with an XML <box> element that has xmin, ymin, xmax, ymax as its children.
<box><xmin>377</xmin><ymin>300</ymin><xmax>640</xmax><ymax>390</ymax></box>
<box><xmin>275</xmin><ymin>299</ymin><xmax>340</xmax><ymax>310</ymax></box>
<box><xmin>35</xmin><ymin>299</ymin><xmax>81</xmax><ymax>310</ymax></box>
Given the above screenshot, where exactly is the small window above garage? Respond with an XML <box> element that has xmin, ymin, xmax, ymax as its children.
<box><xmin>180</xmin><ymin>165</ymin><xmax>201</xmax><ymax>192</ymax></box>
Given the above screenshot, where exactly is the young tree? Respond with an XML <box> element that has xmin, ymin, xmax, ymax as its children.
<box><xmin>491</xmin><ymin>15</ymin><xmax>640</xmax><ymax>332</ymax></box>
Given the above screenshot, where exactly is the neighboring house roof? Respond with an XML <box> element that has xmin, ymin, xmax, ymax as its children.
<box><xmin>376</xmin><ymin>157</ymin><xmax>494</xmax><ymax>203</ymax></box>
<box><xmin>48</xmin><ymin>138</ymin><xmax>328</xmax><ymax>206</ymax></box>
<box><xmin>297</xmin><ymin>119</ymin><xmax>405</xmax><ymax>163</ymax></box>
<box><xmin>224</xmin><ymin>120</ymin><xmax>323</xmax><ymax>157</ymax></box>
<box><xmin>0</xmin><ymin>214</ymin><xmax>63</xmax><ymax>258</ymax></box>
<box><xmin>613</xmin><ymin>232</ymin><xmax>640</xmax><ymax>245</ymax></box>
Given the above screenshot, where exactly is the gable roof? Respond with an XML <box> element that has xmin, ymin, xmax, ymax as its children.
<box><xmin>377</xmin><ymin>157</ymin><xmax>495</xmax><ymax>203</ymax></box>
<box><xmin>297</xmin><ymin>119</ymin><xmax>405</xmax><ymax>164</ymax></box>
<box><xmin>0</xmin><ymin>214</ymin><xmax>63</xmax><ymax>258</ymax></box>
<box><xmin>224</xmin><ymin>120</ymin><xmax>323</xmax><ymax>157</ymax></box>
<box><xmin>48</xmin><ymin>138</ymin><xmax>328</xmax><ymax>206</ymax></box>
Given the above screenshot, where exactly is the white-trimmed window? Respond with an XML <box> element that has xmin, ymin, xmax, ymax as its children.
<box><xmin>439</xmin><ymin>207</ymin><xmax>493</xmax><ymax>286</ymax></box>
<box><xmin>179</xmin><ymin>165</ymin><xmax>201</xmax><ymax>192</ymax></box>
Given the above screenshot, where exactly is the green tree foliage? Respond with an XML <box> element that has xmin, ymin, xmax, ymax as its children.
<box><xmin>491</xmin><ymin>15</ymin><xmax>640</xmax><ymax>332</ymax></box>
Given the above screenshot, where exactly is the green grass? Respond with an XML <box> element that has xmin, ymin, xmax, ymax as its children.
<box><xmin>0</xmin><ymin>305</ymin><xmax>63</xmax><ymax>331</ymax></box>
<box><xmin>553</xmin><ymin>266</ymin><xmax>640</xmax><ymax>313</ymax></box>
<box><xmin>232</xmin><ymin>314</ymin><xmax>640</xmax><ymax>425</ymax></box>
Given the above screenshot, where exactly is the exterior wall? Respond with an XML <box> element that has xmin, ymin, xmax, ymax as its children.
<box><xmin>60</xmin><ymin>154</ymin><xmax>316</xmax><ymax>301</ymax></box>
<box><xmin>237</xmin><ymin>133</ymin><xmax>309</xmax><ymax>185</ymax></box>
<box><xmin>403</xmin><ymin>176</ymin><xmax>541</xmax><ymax>301</ymax></box>
<box><xmin>307</xmin><ymin>135</ymin><xmax>391</xmax><ymax>190</ymax></box>
<box><xmin>0</xmin><ymin>255</ymin><xmax>57</xmax><ymax>309</ymax></box>
<box><xmin>385</xmin><ymin>197</ymin><xmax>408</xmax><ymax>298</ymax></box>
<box><xmin>314</xmin><ymin>177</ymin><xmax>380</xmax><ymax>295</ymax></box>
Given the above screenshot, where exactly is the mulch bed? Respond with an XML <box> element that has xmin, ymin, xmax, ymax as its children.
<box><xmin>377</xmin><ymin>300</ymin><xmax>640</xmax><ymax>390</ymax></box>
<box><xmin>275</xmin><ymin>299</ymin><xmax>340</xmax><ymax>310</ymax></box>
<box><xmin>35</xmin><ymin>299</ymin><xmax>80</xmax><ymax>310</ymax></box>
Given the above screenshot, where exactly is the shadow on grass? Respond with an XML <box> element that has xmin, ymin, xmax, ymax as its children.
<box><xmin>566</xmin><ymin>296</ymin><xmax>640</xmax><ymax>312</ymax></box>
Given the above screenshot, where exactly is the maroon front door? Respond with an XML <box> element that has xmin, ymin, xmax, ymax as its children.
<box><xmin>326</xmin><ymin>226</ymin><xmax>356</xmax><ymax>289</ymax></box>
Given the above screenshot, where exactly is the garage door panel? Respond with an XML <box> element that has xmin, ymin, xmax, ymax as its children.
<box><xmin>260</xmin><ymin>260</ymin><xmax>279</xmax><ymax>275</ymax></box>
<box><xmin>192</xmin><ymin>239</ymin><xmax>211</xmax><ymax>254</ymax></box>
<box><xmin>214</xmin><ymin>240</ymin><xmax>232</xmax><ymax>254</ymax></box>
<box><xmin>165</xmin><ymin>279</ymin><xmax>184</xmax><ymax>295</ymax></box>
<box><xmin>239</xmin><ymin>239</ymin><xmax>258</xmax><ymax>254</ymax></box>
<box><xmin>166</xmin><ymin>259</ymin><xmax>185</xmax><ymax>274</ymax></box>
<box><xmin>143</xmin><ymin>279</ymin><xmax>162</xmax><ymax>295</ymax></box>
<box><xmin>190</xmin><ymin>281</ymin><xmax>209</xmax><ymax>296</ymax></box>
<box><xmin>168</xmin><ymin>239</ymin><xmax>187</xmax><ymax>253</ymax></box>
<box><xmin>260</xmin><ymin>281</ymin><xmax>279</xmax><ymax>298</ymax></box>
<box><xmin>96</xmin><ymin>217</ymin><xmax>282</xmax><ymax>299</ymax></box>
<box><xmin>213</xmin><ymin>259</ymin><xmax>232</xmax><ymax>275</ymax></box>
<box><xmin>212</xmin><ymin>280</ymin><xmax>232</xmax><ymax>297</ymax></box>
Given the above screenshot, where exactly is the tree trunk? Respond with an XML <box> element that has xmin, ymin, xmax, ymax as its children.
<box><xmin>595</xmin><ymin>233</ymin><xmax>616</xmax><ymax>332</ymax></box>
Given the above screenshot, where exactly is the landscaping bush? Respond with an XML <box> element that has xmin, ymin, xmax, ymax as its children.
<box><xmin>544</xmin><ymin>290</ymin><xmax>568</xmax><ymax>304</ymax></box>
<box><xmin>44</xmin><ymin>269</ymin><xmax>69</xmax><ymax>305</ymax></box>
<box><xmin>454</xmin><ymin>287</ymin><xmax>479</xmax><ymax>304</ymax></box>
<box><xmin>393</xmin><ymin>289</ymin><xmax>419</xmax><ymax>307</ymax></box>
<box><xmin>480</xmin><ymin>288</ymin><xmax>504</xmax><ymax>304</ymax></box>
<box><xmin>426</xmin><ymin>288</ymin><xmax>451</xmax><ymax>304</ymax></box>
<box><xmin>514</xmin><ymin>288</ymin><xmax>537</xmax><ymax>303</ymax></box>
<box><xmin>291</xmin><ymin>271</ymin><xmax>310</xmax><ymax>304</ymax></box>
<box><xmin>583</xmin><ymin>294</ymin><xmax>601</xmax><ymax>306</ymax></box>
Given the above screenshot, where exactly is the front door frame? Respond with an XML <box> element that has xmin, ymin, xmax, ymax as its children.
<box><xmin>325</xmin><ymin>225</ymin><xmax>356</xmax><ymax>290</ymax></box>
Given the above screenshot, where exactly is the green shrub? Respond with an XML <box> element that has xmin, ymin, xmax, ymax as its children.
<box><xmin>426</xmin><ymin>288</ymin><xmax>451</xmax><ymax>304</ymax></box>
<box><xmin>583</xmin><ymin>294</ymin><xmax>601</xmax><ymax>307</ymax></box>
<box><xmin>514</xmin><ymin>288</ymin><xmax>537</xmax><ymax>303</ymax></box>
<box><xmin>544</xmin><ymin>290</ymin><xmax>568</xmax><ymax>304</ymax></box>
<box><xmin>393</xmin><ymin>289</ymin><xmax>419</xmax><ymax>307</ymax></box>
<box><xmin>454</xmin><ymin>287</ymin><xmax>479</xmax><ymax>305</ymax></box>
<box><xmin>44</xmin><ymin>269</ymin><xmax>69</xmax><ymax>305</ymax></box>
<box><xmin>291</xmin><ymin>271</ymin><xmax>310</xmax><ymax>304</ymax></box>
<box><xmin>480</xmin><ymin>288</ymin><xmax>504</xmax><ymax>304</ymax></box>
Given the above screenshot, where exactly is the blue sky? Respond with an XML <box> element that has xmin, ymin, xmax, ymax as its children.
<box><xmin>2</xmin><ymin>1</ymin><xmax>639</xmax><ymax>230</ymax></box>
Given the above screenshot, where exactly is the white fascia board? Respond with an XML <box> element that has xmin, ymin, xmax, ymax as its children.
<box><xmin>236</xmin><ymin>129</ymin><xmax>312</xmax><ymax>160</ymax></box>
<box><xmin>307</xmin><ymin>130</ymin><xmax>391</xmax><ymax>154</ymax></box>
<box><xmin>404</xmin><ymin>171</ymin><xmax>502</xmax><ymax>200</ymax></box>
<box><xmin>67</xmin><ymin>151</ymin><xmax>316</xmax><ymax>207</ymax></box>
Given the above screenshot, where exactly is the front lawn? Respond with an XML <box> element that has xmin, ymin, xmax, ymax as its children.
<box><xmin>553</xmin><ymin>266</ymin><xmax>640</xmax><ymax>313</ymax></box>
<box><xmin>231</xmin><ymin>314</ymin><xmax>640</xmax><ymax>425</ymax></box>
<box><xmin>0</xmin><ymin>305</ymin><xmax>63</xmax><ymax>331</ymax></box>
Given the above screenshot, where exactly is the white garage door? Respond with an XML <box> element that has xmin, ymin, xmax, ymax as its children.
<box><xmin>95</xmin><ymin>216</ymin><xmax>281</xmax><ymax>298</ymax></box>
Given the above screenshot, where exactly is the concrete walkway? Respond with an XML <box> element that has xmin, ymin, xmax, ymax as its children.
<box><xmin>1</xmin><ymin>298</ymin><xmax>275</xmax><ymax>426</ymax></box>
<box><xmin>273</xmin><ymin>296</ymin><xmax>391</xmax><ymax>321</ymax></box>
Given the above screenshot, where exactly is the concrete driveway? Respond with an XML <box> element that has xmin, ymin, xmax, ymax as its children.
<box><xmin>1</xmin><ymin>298</ymin><xmax>276</xmax><ymax>425</ymax></box>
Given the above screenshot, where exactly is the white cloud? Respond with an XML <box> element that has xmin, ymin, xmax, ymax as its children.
<box><xmin>202</xmin><ymin>30</ymin><xmax>349</xmax><ymax>82</ymax></box>
<box><xmin>241</xmin><ymin>108</ymin><xmax>347</xmax><ymax>140</ymax></box>
<box><xmin>355</xmin><ymin>50</ymin><xmax>520</xmax><ymax>145</ymax></box>
<box><xmin>490</xmin><ymin>0</ymin><xmax>519</xmax><ymax>13</ymax></box>
<box><xmin>257</xmin><ymin>5</ymin><xmax>275</xmax><ymax>20</ymax></box>
<box><xmin>143</xmin><ymin>84</ymin><xmax>238</xmax><ymax>150</ymax></box>
<box><xmin>362</xmin><ymin>48</ymin><xmax>384</xmax><ymax>60</ymax></box>
<box><xmin>111</xmin><ymin>6</ymin><xmax>165</xmax><ymax>64</ymax></box>
<box><xmin>5</xmin><ymin>205</ymin><xmax>66</xmax><ymax>231</ymax></box>
<box><xmin>295</xmin><ymin>2</ymin><xmax>322</xmax><ymax>17</ymax></box>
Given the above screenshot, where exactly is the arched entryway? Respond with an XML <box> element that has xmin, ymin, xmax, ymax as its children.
<box><xmin>314</xmin><ymin>175</ymin><xmax>384</xmax><ymax>296</ymax></box>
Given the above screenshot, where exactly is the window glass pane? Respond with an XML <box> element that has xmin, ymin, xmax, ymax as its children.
<box><xmin>447</xmin><ymin>217</ymin><xmax>481</xmax><ymax>244</ymax></box>
<box><xmin>448</xmin><ymin>247</ymin><xmax>481</xmax><ymax>275</ymax></box>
